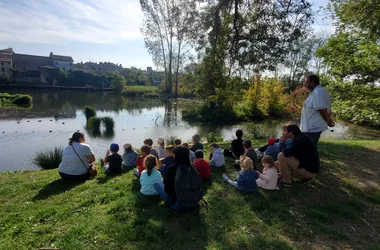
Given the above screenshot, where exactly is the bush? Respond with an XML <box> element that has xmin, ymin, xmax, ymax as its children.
<box><xmin>86</xmin><ymin>117</ymin><xmax>102</xmax><ymax>132</ymax></box>
<box><xmin>84</xmin><ymin>106</ymin><xmax>96</xmax><ymax>120</ymax></box>
<box><xmin>33</xmin><ymin>147</ymin><xmax>63</xmax><ymax>170</ymax></box>
<box><xmin>206</xmin><ymin>132</ymin><xmax>224</xmax><ymax>143</ymax></box>
<box><xmin>102</xmin><ymin>116</ymin><xmax>115</xmax><ymax>131</ymax></box>
<box><xmin>0</xmin><ymin>93</ymin><xmax>33</xmax><ymax>107</ymax></box>
<box><xmin>326</xmin><ymin>81</ymin><xmax>380</xmax><ymax>126</ymax></box>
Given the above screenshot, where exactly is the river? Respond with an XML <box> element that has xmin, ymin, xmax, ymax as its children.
<box><xmin>1</xmin><ymin>91</ymin><xmax>379</xmax><ymax>172</ymax></box>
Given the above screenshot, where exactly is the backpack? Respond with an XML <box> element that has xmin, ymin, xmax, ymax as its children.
<box><xmin>174</xmin><ymin>163</ymin><xmax>207</xmax><ymax>212</ymax></box>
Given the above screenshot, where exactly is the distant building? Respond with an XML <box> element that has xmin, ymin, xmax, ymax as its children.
<box><xmin>13</xmin><ymin>53</ymin><xmax>53</xmax><ymax>78</ymax></box>
<box><xmin>0</xmin><ymin>48</ymin><xmax>14</xmax><ymax>78</ymax></box>
<box><xmin>49</xmin><ymin>52</ymin><xmax>74</xmax><ymax>71</ymax></box>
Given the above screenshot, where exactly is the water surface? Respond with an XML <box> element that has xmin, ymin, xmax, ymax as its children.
<box><xmin>1</xmin><ymin>91</ymin><xmax>379</xmax><ymax>172</ymax></box>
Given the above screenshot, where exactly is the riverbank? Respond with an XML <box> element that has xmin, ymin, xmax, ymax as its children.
<box><xmin>1</xmin><ymin>140</ymin><xmax>379</xmax><ymax>249</ymax></box>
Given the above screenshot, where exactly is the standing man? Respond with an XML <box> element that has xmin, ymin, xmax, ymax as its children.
<box><xmin>300</xmin><ymin>75</ymin><xmax>335</xmax><ymax>145</ymax></box>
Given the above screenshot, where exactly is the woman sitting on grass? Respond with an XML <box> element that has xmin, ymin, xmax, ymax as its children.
<box><xmin>58</xmin><ymin>132</ymin><xmax>97</xmax><ymax>180</ymax></box>
<box><xmin>140</xmin><ymin>155</ymin><xmax>163</xmax><ymax>195</ymax></box>
<box><xmin>222</xmin><ymin>156</ymin><xmax>258</xmax><ymax>192</ymax></box>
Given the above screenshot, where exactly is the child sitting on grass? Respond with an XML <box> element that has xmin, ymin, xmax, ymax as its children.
<box><xmin>144</xmin><ymin>138</ymin><xmax>158</xmax><ymax>158</ymax></box>
<box><xmin>158</xmin><ymin>145</ymin><xmax>175</xmax><ymax>178</ymax></box>
<box><xmin>174</xmin><ymin>139</ymin><xmax>182</xmax><ymax>147</ymax></box>
<box><xmin>233</xmin><ymin>140</ymin><xmax>258</xmax><ymax>170</ymax></box>
<box><xmin>224</xmin><ymin>129</ymin><xmax>245</xmax><ymax>158</ymax></box>
<box><xmin>140</xmin><ymin>154</ymin><xmax>163</xmax><ymax>195</ymax></box>
<box><xmin>182</xmin><ymin>143</ymin><xmax>196</xmax><ymax>163</ymax></box>
<box><xmin>101</xmin><ymin>143</ymin><xmax>122</xmax><ymax>174</ymax></box>
<box><xmin>190</xmin><ymin>134</ymin><xmax>203</xmax><ymax>152</ymax></box>
<box><xmin>209</xmin><ymin>143</ymin><xmax>225</xmax><ymax>167</ymax></box>
<box><xmin>156</xmin><ymin>138</ymin><xmax>165</xmax><ymax>159</ymax></box>
<box><xmin>122</xmin><ymin>143</ymin><xmax>138</xmax><ymax>168</ymax></box>
<box><xmin>134</xmin><ymin>145</ymin><xmax>151</xmax><ymax>177</ymax></box>
<box><xmin>256</xmin><ymin>155</ymin><xmax>279</xmax><ymax>190</ymax></box>
<box><xmin>222</xmin><ymin>157</ymin><xmax>258</xmax><ymax>192</ymax></box>
<box><xmin>193</xmin><ymin>150</ymin><xmax>210</xmax><ymax>180</ymax></box>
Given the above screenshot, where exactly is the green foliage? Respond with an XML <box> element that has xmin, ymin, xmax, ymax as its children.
<box><xmin>86</xmin><ymin>117</ymin><xmax>102</xmax><ymax>133</ymax></box>
<box><xmin>83</xmin><ymin>106</ymin><xmax>96</xmax><ymax>120</ymax></box>
<box><xmin>33</xmin><ymin>147</ymin><xmax>63</xmax><ymax>170</ymax></box>
<box><xmin>0</xmin><ymin>93</ymin><xmax>33</xmax><ymax>107</ymax></box>
<box><xmin>316</xmin><ymin>32</ymin><xmax>380</xmax><ymax>84</ymax></box>
<box><xmin>110</xmin><ymin>72</ymin><xmax>127</xmax><ymax>93</ymax></box>
<box><xmin>328</xmin><ymin>0</ymin><xmax>380</xmax><ymax>40</ymax></box>
<box><xmin>125</xmin><ymin>67</ymin><xmax>151</xmax><ymax>86</ymax></box>
<box><xmin>102</xmin><ymin>116</ymin><xmax>115</xmax><ymax>131</ymax></box>
<box><xmin>326</xmin><ymin>80</ymin><xmax>380</xmax><ymax>126</ymax></box>
<box><xmin>206</xmin><ymin>132</ymin><xmax>224</xmax><ymax>143</ymax></box>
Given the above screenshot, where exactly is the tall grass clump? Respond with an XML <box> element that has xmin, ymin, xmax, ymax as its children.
<box><xmin>86</xmin><ymin>117</ymin><xmax>102</xmax><ymax>132</ymax></box>
<box><xmin>33</xmin><ymin>147</ymin><xmax>63</xmax><ymax>170</ymax></box>
<box><xmin>0</xmin><ymin>93</ymin><xmax>33</xmax><ymax>107</ymax></box>
<box><xmin>84</xmin><ymin>106</ymin><xmax>96</xmax><ymax>120</ymax></box>
<box><xmin>102</xmin><ymin>116</ymin><xmax>115</xmax><ymax>131</ymax></box>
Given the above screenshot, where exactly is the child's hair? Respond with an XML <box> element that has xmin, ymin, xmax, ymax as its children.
<box><xmin>195</xmin><ymin>150</ymin><xmax>204</xmax><ymax>159</ymax></box>
<box><xmin>144</xmin><ymin>154</ymin><xmax>157</xmax><ymax>176</ymax></box>
<box><xmin>124</xmin><ymin>147</ymin><xmax>133</xmax><ymax>153</ymax></box>
<box><xmin>157</xmin><ymin>138</ymin><xmax>165</xmax><ymax>146</ymax></box>
<box><xmin>240</xmin><ymin>156</ymin><xmax>253</xmax><ymax>171</ymax></box>
<box><xmin>192</xmin><ymin>134</ymin><xmax>200</xmax><ymax>142</ymax></box>
<box><xmin>165</xmin><ymin>145</ymin><xmax>175</xmax><ymax>153</ymax></box>
<box><xmin>110</xmin><ymin>143</ymin><xmax>119</xmax><ymax>153</ymax></box>
<box><xmin>210</xmin><ymin>143</ymin><xmax>218</xmax><ymax>149</ymax></box>
<box><xmin>174</xmin><ymin>139</ymin><xmax>181</xmax><ymax>146</ymax></box>
<box><xmin>261</xmin><ymin>155</ymin><xmax>274</xmax><ymax>167</ymax></box>
<box><xmin>140</xmin><ymin>145</ymin><xmax>151</xmax><ymax>155</ymax></box>
<box><xmin>243</xmin><ymin>140</ymin><xmax>252</xmax><ymax>148</ymax></box>
<box><xmin>235</xmin><ymin>129</ymin><xmax>243</xmax><ymax>139</ymax></box>
<box><xmin>181</xmin><ymin>143</ymin><xmax>189</xmax><ymax>149</ymax></box>
<box><xmin>143</xmin><ymin>138</ymin><xmax>154</xmax><ymax>147</ymax></box>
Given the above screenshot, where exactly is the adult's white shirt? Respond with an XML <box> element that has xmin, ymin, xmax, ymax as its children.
<box><xmin>300</xmin><ymin>85</ymin><xmax>332</xmax><ymax>133</ymax></box>
<box><xmin>58</xmin><ymin>142</ymin><xmax>94</xmax><ymax>175</ymax></box>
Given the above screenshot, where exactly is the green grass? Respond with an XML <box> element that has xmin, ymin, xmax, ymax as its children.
<box><xmin>122</xmin><ymin>85</ymin><xmax>161</xmax><ymax>98</ymax></box>
<box><xmin>33</xmin><ymin>147</ymin><xmax>63</xmax><ymax>170</ymax></box>
<box><xmin>83</xmin><ymin>106</ymin><xmax>96</xmax><ymax>120</ymax></box>
<box><xmin>1</xmin><ymin>140</ymin><xmax>380</xmax><ymax>249</ymax></box>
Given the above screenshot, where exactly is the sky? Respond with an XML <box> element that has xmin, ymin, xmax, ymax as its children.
<box><xmin>0</xmin><ymin>0</ymin><xmax>333</xmax><ymax>70</ymax></box>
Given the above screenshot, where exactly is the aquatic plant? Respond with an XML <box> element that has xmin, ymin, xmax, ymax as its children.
<box><xmin>102</xmin><ymin>116</ymin><xmax>115</xmax><ymax>131</ymax></box>
<box><xmin>83</xmin><ymin>106</ymin><xmax>97</xmax><ymax>120</ymax></box>
<box><xmin>33</xmin><ymin>147</ymin><xmax>63</xmax><ymax>170</ymax></box>
<box><xmin>86</xmin><ymin>117</ymin><xmax>102</xmax><ymax>132</ymax></box>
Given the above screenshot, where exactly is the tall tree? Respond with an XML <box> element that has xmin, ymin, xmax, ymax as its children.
<box><xmin>140</xmin><ymin>0</ymin><xmax>198</xmax><ymax>95</ymax></box>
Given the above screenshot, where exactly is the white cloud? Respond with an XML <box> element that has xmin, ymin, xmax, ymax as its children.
<box><xmin>0</xmin><ymin>0</ymin><xmax>144</xmax><ymax>44</ymax></box>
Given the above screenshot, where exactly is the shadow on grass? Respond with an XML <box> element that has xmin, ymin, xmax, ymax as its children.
<box><xmin>96</xmin><ymin>166</ymin><xmax>133</xmax><ymax>184</ymax></box>
<box><xmin>239</xmin><ymin>140</ymin><xmax>380</xmax><ymax>249</ymax></box>
<box><xmin>33</xmin><ymin>178</ymin><xmax>86</xmax><ymax>201</ymax></box>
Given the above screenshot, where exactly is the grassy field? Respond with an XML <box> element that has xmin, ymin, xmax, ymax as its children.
<box><xmin>0</xmin><ymin>140</ymin><xmax>380</xmax><ymax>250</ymax></box>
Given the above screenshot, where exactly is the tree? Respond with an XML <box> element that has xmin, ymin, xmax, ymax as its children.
<box><xmin>316</xmin><ymin>32</ymin><xmax>380</xmax><ymax>84</ymax></box>
<box><xmin>316</xmin><ymin>0</ymin><xmax>380</xmax><ymax>84</ymax></box>
<box><xmin>140</xmin><ymin>0</ymin><xmax>198</xmax><ymax>96</ymax></box>
<box><xmin>110</xmin><ymin>72</ymin><xmax>126</xmax><ymax>93</ymax></box>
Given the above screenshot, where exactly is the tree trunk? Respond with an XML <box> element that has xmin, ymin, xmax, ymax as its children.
<box><xmin>175</xmin><ymin>41</ymin><xmax>182</xmax><ymax>98</ymax></box>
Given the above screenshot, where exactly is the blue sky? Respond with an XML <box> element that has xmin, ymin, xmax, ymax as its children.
<box><xmin>0</xmin><ymin>0</ymin><xmax>333</xmax><ymax>70</ymax></box>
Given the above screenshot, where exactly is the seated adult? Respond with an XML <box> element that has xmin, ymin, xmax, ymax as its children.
<box><xmin>58</xmin><ymin>132</ymin><xmax>97</xmax><ymax>180</ymax></box>
<box><xmin>154</xmin><ymin>146</ymin><xmax>202</xmax><ymax>212</ymax></box>
<box><xmin>277</xmin><ymin>124</ymin><xmax>319</xmax><ymax>186</ymax></box>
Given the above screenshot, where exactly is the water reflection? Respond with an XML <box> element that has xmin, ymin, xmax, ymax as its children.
<box><xmin>0</xmin><ymin>91</ymin><xmax>379</xmax><ymax>172</ymax></box>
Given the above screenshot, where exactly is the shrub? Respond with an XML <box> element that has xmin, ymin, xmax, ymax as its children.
<box><xmin>33</xmin><ymin>147</ymin><xmax>63</xmax><ymax>170</ymax></box>
<box><xmin>12</xmin><ymin>95</ymin><xmax>33</xmax><ymax>105</ymax></box>
<box><xmin>102</xmin><ymin>116</ymin><xmax>115</xmax><ymax>131</ymax></box>
<box><xmin>86</xmin><ymin>117</ymin><xmax>102</xmax><ymax>132</ymax></box>
<box><xmin>0</xmin><ymin>93</ymin><xmax>33</xmax><ymax>107</ymax></box>
<box><xmin>84</xmin><ymin>106</ymin><xmax>96</xmax><ymax>120</ymax></box>
<box><xmin>206</xmin><ymin>132</ymin><xmax>224</xmax><ymax>143</ymax></box>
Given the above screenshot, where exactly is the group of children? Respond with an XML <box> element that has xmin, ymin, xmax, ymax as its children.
<box><xmin>100</xmin><ymin>129</ymin><xmax>288</xmax><ymax>196</ymax></box>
